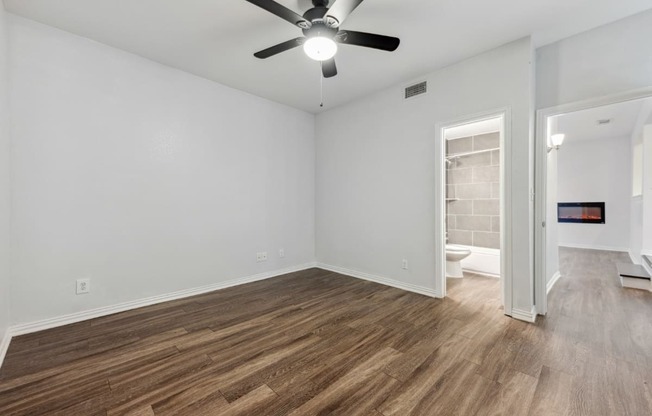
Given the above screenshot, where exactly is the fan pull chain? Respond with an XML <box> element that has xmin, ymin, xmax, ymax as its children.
<box><xmin>320</xmin><ymin>61</ymin><xmax>324</xmax><ymax>108</ymax></box>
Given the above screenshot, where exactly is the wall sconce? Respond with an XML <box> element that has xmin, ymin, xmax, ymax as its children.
<box><xmin>548</xmin><ymin>133</ymin><xmax>565</xmax><ymax>153</ymax></box>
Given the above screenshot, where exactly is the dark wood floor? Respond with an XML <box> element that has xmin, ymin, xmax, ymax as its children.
<box><xmin>1</xmin><ymin>248</ymin><xmax>651</xmax><ymax>415</ymax></box>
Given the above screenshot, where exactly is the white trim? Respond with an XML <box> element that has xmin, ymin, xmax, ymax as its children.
<box><xmin>534</xmin><ymin>86</ymin><xmax>652</xmax><ymax>316</ymax></box>
<box><xmin>463</xmin><ymin>269</ymin><xmax>500</xmax><ymax>279</ymax></box>
<box><xmin>436</xmin><ymin>108</ymin><xmax>512</xmax><ymax>317</ymax></box>
<box><xmin>558</xmin><ymin>243</ymin><xmax>629</xmax><ymax>253</ymax></box>
<box><xmin>642</xmin><ymin>253</ymin><xmax>652</xmax><ymax>276</ymax></box>
<box><xmin>0</xmin><ymin>328</ymin><xmax>11</xmax><ymax>370</ymax></box>
<box><xmin>7</xmin><ymin>263</ymin><xmax>317</xmax><ymax>338</ymax></box>
<box><xmin>315</xmin><ymin>263</ymin><xmax>441</xmax><ymax>298</ymax></box>
<box><xmin>511</xmin><ymin>306</ymin><xmax>537</xmax><ymax>323</ymax></box>
<box><xmin>629</xmin><ymin>251</ymin><xmax>640</xmax><ymax>265</ymax></box>
<box><xmin>546</xmin><ymin>271</ymin><xmax>561</xmax><ymax>294</ymax></box>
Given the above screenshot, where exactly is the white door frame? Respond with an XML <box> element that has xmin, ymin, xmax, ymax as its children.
<box><xmin>534</xmin><ymin>87</ymin><xmax>652</xmax><ymax>315</ymax></box>
<box><xmin>436</xmin><ymin>108</ymin><xmax>512</xmax><ymax>316</ymax></box>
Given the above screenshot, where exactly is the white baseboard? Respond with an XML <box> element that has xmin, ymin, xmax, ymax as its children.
<box><xmin>558</xmin><ymin>243</ymin><xmax>629</xmax><ymax>253</ymax></box>
<box><xmin>512</xmin><ymin>306</ymin><xmax>537</xmax><ymax>323</ymax></box>
<box><xmin>642</xmin><ymin>252</ymin><xmax>652</xmax><ymax>276</ymax></box>
<box><xmin>629</xmin><ymin>250</ymin><xmax>640</xmax><ymax>265</ymax></box>
<box><xmin>462</xmin><ymin>268</ymin><xmax>500</xmax><ymax>279</ymax></box>
<box><xmin>0</xmin><ymin>328</ymin><xmax>10</xmax><ymax>370</ymax></box>
<box><xmin>547</xmin><ymin>271</ymin><xmax>561</xmax><ymax>294</ymax></box>
<box><xmin>315</xmin><ymin>263</ymin><xmax>441</xmax><ymax>298</ymax></box>
<box><xmin>7</xmin><ymin>262</ymin><xmax>317</xmax><ymax>339</ymax></box>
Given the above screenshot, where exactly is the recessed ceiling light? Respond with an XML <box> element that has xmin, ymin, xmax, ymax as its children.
<box><xmin>597</xmin><ymin>119</ymin><xmax>612</xmax><ymax>125</ymax></box>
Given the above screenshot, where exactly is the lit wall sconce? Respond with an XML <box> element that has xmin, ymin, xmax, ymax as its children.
<box><xmin>547</xmin><ymin>133</ymin><xmax>565</xmax><ymax>153</ymax></box>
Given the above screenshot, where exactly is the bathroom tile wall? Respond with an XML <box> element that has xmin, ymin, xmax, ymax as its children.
<box><xmin>446</xmin><ymin>132</ymin><xmax>500</xmax><ymax>249</ymax></box>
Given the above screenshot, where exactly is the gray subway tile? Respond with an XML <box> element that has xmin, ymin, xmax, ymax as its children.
<box><xmin>449</xmin><ymin>229</ymin><xmax>473</xmax><ymax>246</ymax></box>
<box><xmin>447</xmin><ymin>185</ymin><xmax>456</xmax><ymax>199</ymax></box>
<box><xmin>492</xmin><ymin>216</ymin><xmax>501</xmax><ymax>232</ymax></box>
<box><xmin>447</xmin><ymin>167</ymin><xmax>473</xmax><ymax>185</ymax></box>
<box><xmin>447</xmin><ymin>137</ymin><xmax>472</xmax><ymax>155</ymax></box>
<box><xmin>456</xmin><ymin>183</ymin><xmax>491</xmax><ymax>199</ymax></box>
<box><xmin>473</xmin><ymin>132</ymin><xmax>500</xmax><ymax>151</ymax></box>
<box><xmin>456</xmin><ymin>215</ymin><xmax>492</xmax><ymax>232</ymax></box>
<box><xmin>472</xmin><ymin>165</ymin><xmax>499</xmax><ymax>183</ymax></box>
<box><xmin>473</xmin><ymin>231</ymin><xmax>500</xmax><ymax>249</ymax></box>
<box><xmin>447</xmin><ymin>200</ymin><xmax>473</xmax><ymax>215</ymax></box>
<box><xmin>491</xmin><ymin>149</ymin><xmax>500</xmax><ymax>166</ymax></box>
<box><xmin>491</xmin><ymin>182</ymin><xmax>500</xmax><ymax>198</ymax></box>
<box><xmin>447</xmin><ymin>215</ymin><xmax>456</xmax><ymax>230</ymax></box>
<box><xmin>474</xmin><ymin>199</ymin><xmax>500</xmax><ymax>215</ymax></box>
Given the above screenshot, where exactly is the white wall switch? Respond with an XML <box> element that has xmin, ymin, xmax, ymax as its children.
<box><xmin>279</xmin><ymin>248</ymin><xmax>285</xmax><ymax>258</ymax></box>
<box><xmin>402</xmin><ymin>259</ymin><xmax>409</xmax><ymax>270</ymax></box>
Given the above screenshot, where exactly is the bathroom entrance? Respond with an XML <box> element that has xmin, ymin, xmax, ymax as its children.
<box><xmin>438</xmin><ymin>114</ymin><xmax>506</xmax><ymax>307</ymax></box>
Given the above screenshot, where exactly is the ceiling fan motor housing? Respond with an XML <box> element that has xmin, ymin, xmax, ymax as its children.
<box><xmin>302</xmin><ymin>22</ymin><xmax>338</xmax><ymax>39</ymax></box>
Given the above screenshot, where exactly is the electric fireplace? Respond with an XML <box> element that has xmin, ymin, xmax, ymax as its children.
<box><xmin>557</xmin><ymin>202</ymin><xmax>605</xmax><ymax>224</ymax></box>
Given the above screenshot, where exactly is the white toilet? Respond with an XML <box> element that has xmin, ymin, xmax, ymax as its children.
<box><xmin>446</xmin><ymin>244</ymin><xmax>472</xmax><ymax>278</ymax></box>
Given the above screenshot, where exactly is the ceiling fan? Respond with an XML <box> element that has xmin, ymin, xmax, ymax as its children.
<box><xmin>245</xmin><ymin>0</ymin><xmax>400</xmax><ymax>78</ymax></box>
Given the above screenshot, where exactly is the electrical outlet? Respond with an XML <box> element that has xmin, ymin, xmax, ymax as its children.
<box><xmin>256</xmin><ymin>252</ymin><xmax>268</xmax><ymax>262</ymax></box>
<box><xmin>76</xmin><ymin>278</ymin><xmax>90</xmax><ymax>295</ymax></box>
<box><xmin>279</xmin><ymin>248</ymin><xmax>285</xmax><ymax>258</ymax></box>
<box><xmin>402</xmin><ymin>259</ymin><xmax>409</xmax><ymax>270</ymax></box>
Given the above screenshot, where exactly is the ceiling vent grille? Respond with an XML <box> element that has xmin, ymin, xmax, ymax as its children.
<box><xmin>404</xmin><ymin>81</ymin><xmax>427</xmax><ymax>99</ymax></box>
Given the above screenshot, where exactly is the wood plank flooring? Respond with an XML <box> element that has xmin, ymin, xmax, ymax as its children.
<box><xmin>1</xmin><ymin>248</ymin><xmax>651</xmax><ymax>415</ymax></box>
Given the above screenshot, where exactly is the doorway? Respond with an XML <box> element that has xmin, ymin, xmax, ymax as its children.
<box><xmin>437</xmin><ymin>112</ymin><xmax>508</xmax><ymax>311</ymax></box>
<box><xmin>535</xmin><ymin>89</ymin><xmax>652</xmax><ymax>314</ymax></box>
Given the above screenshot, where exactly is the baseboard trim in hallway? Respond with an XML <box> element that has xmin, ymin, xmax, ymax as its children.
<box><xmin>512</xmin><ymin>306</ymin><xmax>537</xmax><ymax>323</ymax></box>
<box><xmin>547</xmin><ymin>271</ymin><xmax>562</xmax><ymax>294</ymax></box>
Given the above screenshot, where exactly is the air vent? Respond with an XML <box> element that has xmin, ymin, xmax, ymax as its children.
<box><xmin>597</xmin><ymin>118</ymin><xmax>612</xmax><ymax>125</ymax></box>
<box><xmin>404</xmin><ymin>81</ymin><xmax>427</xmax><ymax>99</ymax></box>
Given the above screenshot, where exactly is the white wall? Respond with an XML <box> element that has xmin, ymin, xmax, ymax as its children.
<box><xmin>642</xmin><ymin>124</ymin><xmax>652</xmax><ymax>254</ymax></box>
<box><xmin>0</xmin><ymin>5</ymin><xmax>11</xmax><ymax>341</ymax></box>
<box><xmin>315</xmin><ymin>38</ymin><xmax>534</xmax><ymax>315</ymax></box>
<box><xmin>630</xmin><ymin>196</ymin><xmax>643</xmax><ymax>262</ymax></box>
<box><xmin>537</xmin><ymin>9</ymin><xmax>652</xmax><ymax>110</ymax></box>
<box><xmin>546</xmin><ymin>150</ymin><xmax>559</xmax><ymax>284</ymax></box>
<box><xmin>628</xmin><ymin>105</ymin><xmax>652</xmax><ymax>263</ymax></box>
<box><xmin>8</xmin><ymin>15</ymin><xmax>315</xmax><ymax>325</ymax></box>
<box><xmin>557</xmin><ymin>136</ymin><xmax>631</xmax><ymax>251</ymax></box>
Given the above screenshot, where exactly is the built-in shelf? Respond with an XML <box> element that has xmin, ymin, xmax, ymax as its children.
<box><xmin>445</xmin><ymin>198</ymin><xmax>459</xmax><ymax>201</ymax></box>
<box><xmin>446</xmin><ymin>147</ymin><xmax>499</xmax><ymax>161</ymax></box>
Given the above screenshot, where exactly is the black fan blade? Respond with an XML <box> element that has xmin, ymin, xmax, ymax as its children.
<box><xmin>336</xmin><ymin>30</ymin><xmax>400</xmax><ymax>51</ymax></box>
<box><xmin>254</xmin><ymin>37</ymin><xmax>305</xmax><ymax>59</ymax></box>
<box><xmin>324</xmin><ymin>0</ymin><xmax>364</xmax><ymax>28</ymax></box>
<box><xmin>322</xmin><ymin>58</ymin><xmax>337</xmax><ymax>78</ymax></box>
<box><xmin>245</xmin><ymin>0</ymin><xmax>311</xmax><ymax>29</ymax></box>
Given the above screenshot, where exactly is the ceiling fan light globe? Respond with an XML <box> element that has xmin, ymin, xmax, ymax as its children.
<box><xmin>303</xmin><ymin>37</ymin><xmax>337</xmax><ymax>61</ymax></box>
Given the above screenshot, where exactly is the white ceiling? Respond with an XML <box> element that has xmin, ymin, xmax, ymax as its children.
<box><xmin>4</xmin><ymin>0</ymin><xmax>652</xmax><ymax>113</ymax></box>
<box><xmin>553</xmin><ymin>98</ymin><xmax>652</xmax><ymax>143</ymax></box>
